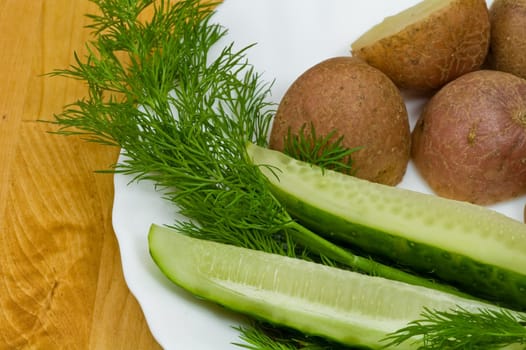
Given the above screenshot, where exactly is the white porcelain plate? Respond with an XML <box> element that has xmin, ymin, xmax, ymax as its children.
<box><xmin>112</xmin><ymin>0</ymin><xmax>521</xmax><ymax>349</ymax></box>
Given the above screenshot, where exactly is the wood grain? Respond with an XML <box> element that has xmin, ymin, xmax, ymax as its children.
<box><xmin>0</xmin><ymin>1</ymin><xmax>161</xmax><ymax>348</ymax></box>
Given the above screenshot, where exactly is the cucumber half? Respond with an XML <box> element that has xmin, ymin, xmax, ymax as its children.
<box><xmin>148</xmin><ymin>223</ymin><xmax>509</xmax><ymax>349</ymax></box>
<box><xmin>246</xmin><ymin>143</ymin><xmax>526</xmax><ymax>311</ymax></box>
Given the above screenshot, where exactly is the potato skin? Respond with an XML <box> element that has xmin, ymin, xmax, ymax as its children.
<box><xmin>269</xmin><ymin>56</ymin><xmax>410</xmax><ymax>186</ymax></box>
<box><xmin>352</xmin><ymin>0</ymin><xmax>490</xmax><ymax>92</ymax></box>
<box><xmin>411</xmin><ymin>70</ymin><xmax>526</xmax><ymax>205</ymax></box>
<box><xmin>488</xmin><ymin>0</ymin><xmax>526</xmax><ymax>80</ymax></box>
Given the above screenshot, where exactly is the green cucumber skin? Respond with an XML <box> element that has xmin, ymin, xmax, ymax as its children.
<box><xmin>275</xmin><ymin>186</ymin><xmax>526</xmax><ymax>310</ymax></box>
<box><xmin>246</xmin><ymin>143</ymin><xmax>526</xmax><ymax>311</ymax></box>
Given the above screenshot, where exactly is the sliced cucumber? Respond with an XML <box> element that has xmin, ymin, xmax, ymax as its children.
<box><xmin>148</xmin><ymin>223</ymin><xmax>512</xmax><ymax>349</ymax></box>
<box><xmin>246</xmin><ymin>143</ymin><xmax>526</xmax><ymax>311</ymax></box>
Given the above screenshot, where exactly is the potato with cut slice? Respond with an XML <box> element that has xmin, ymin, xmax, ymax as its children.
<box><xmin>351</xmin><ymin>0</ymin><xmax>490</xmax><ymax>92</ymax></box>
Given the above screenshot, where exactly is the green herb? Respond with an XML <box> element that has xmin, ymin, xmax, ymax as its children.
<box><xmin>234</xmin><ymin>321</ymin><xmax>357</xmax><ymax>350</ymax></box>
<box><xmin>283</xmin><ymin>122</ymin><xmax>360</xmax><ymax>175</ymax></box>
<box><xmin>382</xmin><ymin>307</ymin><xmax>526</xmax><ymax>349</ymax></box>
<box><xmin>50</xmin><ymin>0</ymin><xmax>289</xmax><ymax>252</ymax></box>
<box><xmin>49</xmin><ymin>0</ymin><xmax>526</xmax><ymax>349</ymax></box>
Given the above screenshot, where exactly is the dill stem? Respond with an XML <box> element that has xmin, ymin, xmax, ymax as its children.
<box><xmin>286</xmin><ymin>220</ymin><xmax>472</xmax><ymax>299</ymax></box>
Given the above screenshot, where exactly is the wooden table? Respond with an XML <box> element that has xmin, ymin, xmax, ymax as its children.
<box><xmin>0</xmin><ymin>1</ymin><xmax>161</xmax><ymax>348</ymax></box>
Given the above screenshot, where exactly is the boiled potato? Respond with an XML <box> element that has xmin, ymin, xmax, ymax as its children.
<box><xmin>351</xmin><ymin>0</ymin><xmax>490</xmax><ymax>92</ymax></box>
<box><xmin>269</xmin><ymin>57</ymin><xmax>410</xmax><ymax>186</ymax></box>
<box><xmin>411</xmin><ymin>70</ymin><xmax>526</xmax><ymax>205</ymax></box>
<box><xmin>487</xmin><ymin>0</ymin><xmax>526</xmax><ymax>79</ymax></box>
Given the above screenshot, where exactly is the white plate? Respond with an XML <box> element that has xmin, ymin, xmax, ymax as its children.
<box><xmin>112</xmin><ymin>1</ymin><xmax>523</xmax><ymax>349</ymax></box>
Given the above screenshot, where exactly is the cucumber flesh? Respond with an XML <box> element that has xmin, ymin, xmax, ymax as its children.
<box><xmin>246</xmin><ymin>143</ymin><xmax>526</xmax><ymax>310</ymax></box>
<box><xmin>148</xmin><ymin>224</ymin><xmax>509</xmax><ymax>349</ymax></box>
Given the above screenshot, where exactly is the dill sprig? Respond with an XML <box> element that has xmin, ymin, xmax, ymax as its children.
<box><xmin>382</xmin><ymin>307</ymin><xmax>526</xmax><ymax>349</ymax></box>
<box><xmin>283</xmin><ymin>122</ymin><xmax>360</xmax><ymax>175</ymax></box>
<box><xmin>234</xmin><ymin>321</ymin><xmax>356</xmax><ymax>350</ymax></box>
<box><xmin>50</xmin><ymin>0</ymin><xmax>289</xmax><ymax>251</ymax></box>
